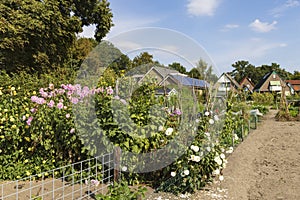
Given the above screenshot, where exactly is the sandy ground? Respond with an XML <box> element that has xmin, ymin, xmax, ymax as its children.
<box><xmin>191</xmin><ymin>109</ymin><xmax>300</xmax><ymax>200</ymax></box>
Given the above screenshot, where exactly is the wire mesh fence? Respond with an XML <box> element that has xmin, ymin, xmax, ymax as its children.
<box><xmin>0</xmin><ymin>148</ymin><xmax>121</xmax><ymax>200</ymax></box>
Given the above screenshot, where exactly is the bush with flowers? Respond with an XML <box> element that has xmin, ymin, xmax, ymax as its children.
<box><xmin>0</xmin><ymin>68</ymin><xmax>250</xmax><ymax>198</ymax></box>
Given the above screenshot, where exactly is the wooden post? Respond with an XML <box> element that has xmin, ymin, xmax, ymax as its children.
<box><xmin>232</xmin><ymin>130</ymin><xmax>234</xmax><ymax>147</ymax></box>
<box><xmin>254</xmin><ymin>115</ymin><xmax>257</xmax><ymax>129</ymax></box>
<box><xmin>248</xmin><ymin>119</ymin><xmax>251</xmax><ymax>132</ymax></box>
<box><xmin>114</xmin><ymin>146</ymin><xmax>121</xmax><ymax>183</ymax></box>
<box><xmin>241</xmin><ymin>123</ymin><xmax>244</xmax><ymax>141</ymax></box>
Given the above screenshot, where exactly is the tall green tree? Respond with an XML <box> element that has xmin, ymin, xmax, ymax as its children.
<box><xmin>231</xmin><ymin>60</ymin><xmax>256</xmax><ymax>83</ymax></box>
<box><xmin>0</xmin><ymin>0</ymin><xmax>113</xmax><ymax>73</ymax></box>
<box><xmin>188</xmin><ymin>59</ymin><xmax>218</xmax><ymax>82</ymax></box>
<box><xmin>132</xmin><ymin>52</ymin><xmax>155</xmax><ymax>67</ymax></box>
<box><xmin>291</xmin><ymin>71</ymin><xmax>300</xmax><ymax>80</ymax></box>
<box><xmin>168</xmin><ymin>62</ymin><xmax>187</xmax><ymax>74</ymax></box>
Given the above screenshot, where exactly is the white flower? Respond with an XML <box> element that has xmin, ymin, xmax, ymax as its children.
<box><xmin>219</xmin><ymin>175</ymin><xmax>224</xmax><ymax>181</ymax></box>
<box><xmin>214</xmin><ymin>156</ymin><xmax>222</xmax><ymax>166</ymax></box>
<box><xmin>194</xmin><ymin>155</ymin><xmax>201</xmax><ymax>162</ymax></box>
<box><xmin>205</xmin><ymin>111</ymin><xmax>210</xmax><ymax>116</ymax></box>
<box><xmin>214</xmin><ymin>115</ymin><xmax>219</xmax><ymax>121</ymax></box>
<box><xmin>226</xmin><ymin>147</ymin><xmax>234</xmax><ymax>154</ymax></box>
<box><xmin>213</xmin><ymin>169</ymin><xmax>220</xmax><ymax>175</ymax></box>
<box><xmin>195</xmin><ymin>119</ymin><xmax>200</xmax><ymax>123</ymax></box>
<box><xmin>191</xmin><ymin>145</ymin><xmax>199</xmax><ymax>152</ymax></box>
<box><xmin>204</xmin><ymin>132</ymin><xmax>210</xmax><ymax>137</ymax></box>
<box><xmin>221</xmin><ymin>148</ymin><xmax>225</xmax><ymax>152</ymax></box>
<box><xmin>183</xmin><ymin>169</ymin><xmax>190</xmax><ymax>176</ymax></box>
<box><xmin>158</xmin><ymin>125</ymin><xmax>164</xmax><ymax>132</ymax></box>
<box><xmin>165</xmin><ymin>127</ymin><xmax>173</xmax><ymax>136</ymax></box>
<box><xmin>122</xmin><ymin>166</ymin><xmax>127</xmax><ymax>171</ymax></box>
<box><xmin>209</xmin><ymin>119</ymin><xmax>215</xmax><ymax>124</ymax></box>
<box><xmin>234</xmin><ymin>134</ymin><xmax>239</xmax><ymax>141</ymax></box>
<box><xmin>220</xmin><ymin>153</ymin><xmax>225</xmax><ymax>159</ymax></box>
<box><xmin>206</xmin><ymin>146</ymin><xmax>211</xmax><ymax>152</ymax></box>
<box><xmin>171</xmin><ymin>171</ymin><xmax>176</xmax><ymax>177</ymax></box>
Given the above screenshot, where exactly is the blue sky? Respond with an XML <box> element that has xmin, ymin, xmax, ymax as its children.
<box><xmin>80</xmin><ymin>0</ymin><xmax>300</xmax><ymax>74</ymax></box>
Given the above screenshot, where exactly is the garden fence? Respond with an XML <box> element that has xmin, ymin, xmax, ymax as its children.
<box><xmin>0</xmin><ymin>147</ymin><xmax>121</xmax><ymax>200</ymax></box>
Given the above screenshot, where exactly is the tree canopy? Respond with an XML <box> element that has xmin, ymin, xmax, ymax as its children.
<box><xmin>0</xmin><ymin>0</ymin><xmax>113</xmax><ymax>73</ymax></box>
<box><xmin>230</xmin><ymin>60</ymin><xmax>293</xmax><ymax>85</ymax></box>
<box><xmin>188</xmin><ymin>59</ymin><xmax>218</xmax><ymax>82</ymax></box>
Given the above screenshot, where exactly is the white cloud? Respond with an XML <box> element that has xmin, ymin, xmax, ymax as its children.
<box><xmin>220</xmin><ymin>24</ymin><xmax>239</xmax><ymax>32</ymax></box>
<box><xmin>249</xmin><ymin>19</ymin><xmax>277</xmax><ymax>33</ymax></box>
<box><xmin>187</xmin><ymin>0</ymin><xmax>221</xmax><ymax>16</ymax></box>
<box><xmin>270</xmin><ymin>0</ymin><xmax>300</xmax><ymax>17</ymax></box>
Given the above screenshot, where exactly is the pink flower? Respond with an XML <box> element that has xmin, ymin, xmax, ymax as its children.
<box><xmin>173</xmin><ymin>108</ymin><xmax>182</xmax><ymax>115</ymax></box>
<box><xmin>106</xmin><ymin>86</ymin><xmax>113</xmax><ymax>95</ymax></box>
<box><xmin>57</xmin><ymin>89</ymin><xmax>65</xmax><ymax>95</ymax></box>
<box><xmin>71</xmin><ymin>97</ymin><xmax>79</xmax><ymax>104</ymax></box>
<box><xmin>70</xmin><ymin>128</ymin><xmax>75</xmax><ymax>133</ymax></box>
<box><xmin>57</xmin><ymin>102</ymin><xmax>63</xmax><ymax>109</ymax></box>
<box><xmin>26</xmin><ymin>116</ymin><xmax>33</xmax><ymax>126</ymax></box>
<box><xmin>31</xmin><ymin>96</ymin><xmax>39</xmax><ymax>102</ymax></box>
<box><xmin>30</xmin><ymin>108</ymin><xmax>37</xmax><ymax>113</ymax></box>
<box><xmin>36</xmin><ymin>97</ymin><xmax>46</xmax><ymax>104</ymax></box>
<box><xmin>90</xmin><ymin>179</ymin><xmax>100</xmax><ymax>186</ymax></box>
<box><xmin>95</xmin><ymin>87</ymin><xmax>104</xmax><ymax>93</ymax></box>
<box><xmin>48</xmin><ymin>100</ymin><xmax>55</xmax><ymax>108</ymax></box>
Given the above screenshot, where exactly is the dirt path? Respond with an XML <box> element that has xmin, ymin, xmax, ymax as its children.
<box><xmin>193</xmin><ymin>109</ymin><xmax>300</xmax><ymax>200</ymax></box>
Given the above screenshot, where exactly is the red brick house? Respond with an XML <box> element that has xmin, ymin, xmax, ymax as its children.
<box><xmin>285</xmin><ymin>80</ymin><xmax>300</xmax><ymax>94</ymax></box>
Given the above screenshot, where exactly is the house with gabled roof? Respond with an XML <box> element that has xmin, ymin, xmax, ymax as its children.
<box><xmin>253</xmin><ymin>71</ymin><xmax>291</xmax><ymax>95</ymax></box>
<box><xmin>240</xmin><ymin>77</ymin><xmax>255</xmax><ymax>93</ymax></box>
<box><xmin>138</xmin><ymin>66</ymin><xmax>179</xmax><ymax>84</ymax></box>
<box><xmin>160</xmin><ymin>73</ymin><xmax>209</xmax><ymax>89</ymax></box>
<box><xmin>216</xmin><ymin>73</ymin><xmax>241</xmax><ymax>96</ymax></box>
<box><xmin>285</xmin><ymin>80</ymin><xmax>300</xmax><ymax>94</ymax></box>
<box><xmin>136</xmin><ymin>66</ymin><xmax>209</xmax><ymax>95</ymax></box>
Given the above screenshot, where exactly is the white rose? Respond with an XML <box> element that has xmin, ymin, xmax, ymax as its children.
<box><xmin>219</xmin><ymin>175</ymin><xmax>224</xmax><ymax>181</ymax></box>
<box><xmin>191</xmin><ymin>145</ymin><xmax>199</xmax><ymax>152</ymax></box>
<box><xmin>194</xmin><ymin>155</ymin><xmax>201</xmax><ymax>162</ymax></box>
<box><xmin>171</xmin><ymin>171</ymin><xmax>176</xmax><ymax>177</ymax></box>
<box><xmin>183</xmin><ymin>169</ymin><xmax>190</xmax><ymax>176</ymax></box>
<box><xmin>165</xmin><ymin>127</ymin><xmax>173</xmax><ymax>136</ymax></box>
<box><xmin>226</xmin><ymin>147</ymin><xmax>234</xmax><ymax>154</ymax></box>
<box><xmin>204</xmin><ymin>132</ymin><xmax>210</xmax><ymax>137</ymax></box>
<box><xmin>209</xmin><ymin>119</ymin><xmax>214</xmax><ymax>124</ymax></box>
<box><xmin>206</xmin><ymin>146</ymin><xmax>211</xmax><ymax>152</ymax></box>
<box><xmin>220</xmin><ymin>153</ymin><xmax>225</xmax><ymax>159</ymax></box>
<box><xmin>122</xmin><ymin>166</ymin><xmax>127</xmax><ymax>171</ymax></box>
<box><xmin>158</xmin><ymin>125</ymin><xmax>164</xmax><ymax>132</ymax></box>
<box><xmin>205</xmin><ymin>111</ymin><xmax>210</xmax><ymax>116</ymax></box>
<box><xmin>214</xmin><ymin>156</ymin><xmax>222</xmax><ymax>166</ymax></box>
<box><xmin>214</xmin><ymin>115</ymin><xmax>219</xmax><ymax>121</ymax></box>
<box><xmin>213</xmin><ymin>169</ymin><xmax>220</xmax><ymax>175</ymax></box>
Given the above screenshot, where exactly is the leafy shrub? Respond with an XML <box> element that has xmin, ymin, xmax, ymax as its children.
<box><xmin>252</xmin><ymin>92</ymin><xmax>274</xmax><ymax>106</ymax></box>
<box><xmin>95</xmin><ymin>180</ymin><xmax>147</xmax><ymax>200</ymax></box>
